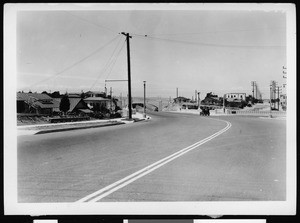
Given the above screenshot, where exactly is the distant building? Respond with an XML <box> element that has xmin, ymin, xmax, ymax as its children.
<box><xmin>85</xmin><ymin>91</ymin><xmax>106</xmax><ymax>98</ymax></box>
<box><xmin>67</xmin><ymin>92</ymin><xmax>81</xmax><ymax>98</ymax></box>
<box><xmin>280</xmin><ymin>94</ymin><xmax>287</xmax><ymax>110</ymax></box>
<box><xmin>225</xmin><ymin>93</ymin><xmax>246</xmax><ymax>101</ymax></box>
<box><xmin>84</xmin><ymin>97</ymin><xmax>111</xmax><ymax>111</ymax></box>
<box><xmin>173</xmin><ymin>96</ymin><xmax>191</xmax><ymax>104</ymax></box>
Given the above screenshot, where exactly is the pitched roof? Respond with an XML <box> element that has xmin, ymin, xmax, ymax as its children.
<box><xmin>17</xmin><ymin>92</ymin><xmax>53</xmax><ymax>101</ymax></box>
<box><xmin>84</xmin><ymin>97</ymin><xmax>110</xmax><ymax>102</ymax></box>
<box><xmin>69</xmin><ymin>98</ymin><xmax>83</xmax><ymax>111</ymax></box>
<box><xmin>33</xmin><ymin>100</ymin><xmax>59</xmax><ymax>109</ymax></box>
<box><xmin>54</xmin><ymin>98</ymin><xmax>86</xmax><ymax>112</ymax></box>
<box><xmin>78</xmin><ymin>109</ymin><xmax>93</xmax><ymax>113</ymax></box>
<box><xmin>85</xmin><ymin>91</ymin><xmax>105</xmax><ymax>95</ymax></box>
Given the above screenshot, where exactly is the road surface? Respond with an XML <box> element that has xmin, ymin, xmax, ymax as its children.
<box><xmin>17</xmin><ymin>111</ymin><xmax>286</xmax><ymax>202</ymax></box>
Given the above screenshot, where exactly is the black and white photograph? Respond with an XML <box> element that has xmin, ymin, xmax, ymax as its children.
<box><xmin>3</xmin><ymin>3</ymin><xmax>296</xmax><ymax>216</ymax></box>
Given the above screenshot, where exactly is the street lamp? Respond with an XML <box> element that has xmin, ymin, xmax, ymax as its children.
<box><xmin>143</xmin><ymin>81</ymin><xmax>146</xmax><ymax>118</ymax></box>
<box><xmin>197</xmin><ymin>92</ymin><xmax>200</xmax><ymax>109</ymax></box>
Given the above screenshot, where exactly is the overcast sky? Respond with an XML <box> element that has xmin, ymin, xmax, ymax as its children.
<box><xmin>16</xmin><ymin>4</ymin><xmax>287</xmax><ymax>99</ymax></box>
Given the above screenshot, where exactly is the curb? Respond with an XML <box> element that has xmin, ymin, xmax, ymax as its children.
<box><xmin>18</xmin><ymin>115</ymin><xmax>151</xmax><ymax>136</ymax></box>
<box><xmin>35</xmin><ymin>122</ymin><xmax>125</xmax><ymax>135</ymax></box>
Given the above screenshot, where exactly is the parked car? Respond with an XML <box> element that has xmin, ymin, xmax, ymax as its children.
<box><xmin>200</xmin><ymin>107</ymin><xmax>210</xmax><ymax>116</ymax></box>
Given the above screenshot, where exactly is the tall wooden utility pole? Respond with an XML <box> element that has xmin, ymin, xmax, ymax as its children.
<box><xmin>121</xmin><ymin>32</ymin><xmax>132</xmax><ymax>120</ymax></box>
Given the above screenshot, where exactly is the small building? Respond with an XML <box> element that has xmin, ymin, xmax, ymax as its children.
<box><xmin>225</xmin><ymin>93</ymin><xmax>246</xmax><ymax>101</ymax></box>
<box><xmin>173</xmin><ymin>96</ymin><xmax>191</xmax><ymax>104</ymax></box>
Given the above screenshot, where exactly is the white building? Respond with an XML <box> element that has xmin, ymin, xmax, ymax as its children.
<box><xmin>225</xmin><ymin>93</ymin><xmax>246</xmax><ymax>101</ymax></box>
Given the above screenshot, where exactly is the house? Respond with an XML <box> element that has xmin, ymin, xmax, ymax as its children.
<box><xmin>17</xmin><ymin>92</ymin><xmax>59</xmax><ymax>115</ymax></box>
<box><xmin>173</xmin><ymin>96</ymin><xmax>191</xmax><ymax>104</ymax></box>
<box><xmin>67</xmin><ymin>92</ymin><xmax>81</xmax><ymax>98</ymax></box>
<box><xmin>85</xmin><ymin>91</ymin><xmax>106</xmax><ymax>98</ymax></box>
<box><xmin>54</xmin><ymin>97</ymin><xmax>91</xmax><ymax>114</ymax></box>
<box><xmin>225</xmin><ymin>93</ymin><xmax>246</xmax><ymax>101</ymax></box>
<box><xmin>84</xmin><ymin>97</ymin><xmax>111</xmax><ymax>111</ymax></box>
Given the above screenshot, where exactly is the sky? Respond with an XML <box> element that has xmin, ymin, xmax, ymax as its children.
<box><xmin>16</xmin><ymin>4</ymin><xmax>287</xmax><ymax>99</ymax></box>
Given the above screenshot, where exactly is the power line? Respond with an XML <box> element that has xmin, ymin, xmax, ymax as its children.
<box><xmin>89</xmin><ymin>37</ymin><xmax>126</xmax><ymax>90</ymax></box>
<box><xmin>29</xmin><ymin>35</ymin><xmax>120</xmax><ymax>89</ymax></box>
<box><xmin>139</xmin><ymin>27</ymin><xmax>286</xmax><ymax>37</ymax></box>
<box><xmin>63</xmin><ymin>11</ymin><xmax>119</xmax><ymax>34</ymax></box>
<box><xmin>89</xmin><ymin>36</ymin><xmax>124</xmax><ymax>90</ymax></box>
<box><xmin>132</xmin><ymin>33</ymin><xmax>285</xmax><ymax>49</ymax></box>
<box><xmin>104</xmin><ymin>40</ymin><xmax>126</xmax><ymax>79</ymax></box>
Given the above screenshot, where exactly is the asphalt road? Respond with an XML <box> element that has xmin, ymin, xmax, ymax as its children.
<box><xmin>17</xmin><ymin>111</ymin><xmax>286</xmax><ymax>202</ymax></box>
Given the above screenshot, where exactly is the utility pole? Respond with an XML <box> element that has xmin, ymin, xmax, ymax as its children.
<box><xmin>143</xmin><ymin>81</ymin><xmax>146</xmax><ymax>118</ymax></box>
<box><xmin>110</xmin><ymin>87</ymin><xmax>113</xmax><ymax>112</ymax></box>
<box><xmin>270</xmin><ymin>80</ymin><xmax>276</xmax><ymax>112</ymax></box>
<box><xmin>176</xmin><ymin>88</ymin><xmax>178</xmax><ymax>98</ymax></box>
<box><xmin>269</xmin><ymin>83</ymin><xmax>272</xmax><ymax>117</ymax></box>
<box><xmin>251</xmin><ymin>81</ymin><xmax>256</xmax><ymax>99</ymax></box>
<box><xmin>120</xmin><ymin>92</ymin><xmax>123</xmax><ymax>108</ymax></box>
<box><xmin>197</xmin><ymin>92</ymin><xmax>200</xmax><ymax>109</ymax></box>
<box><xmin>273</xmin><ymin>81</ymin><xmax>277</xmax><ymax>109</ymax></box>
<box><xmin>121</xmin><ymin>32</ymin><xmax>133</xmax><ymax>120</ymax></box>
<box><xmin>255</xmin><ymin>83</ymin><xmax>258</xmax><ymax>99</ymax></box>
<box><xmin>277</xmin><ymin>86</ymin><xmax>281</xmax><ymax>110</ymax></box>
<box><xmin>223</xmin><ymin>94</ymin><xmax>226</xmax><ymax>113</ymax></box>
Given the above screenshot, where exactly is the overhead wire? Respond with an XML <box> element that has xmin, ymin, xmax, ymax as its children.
<box><xmin>89</xmin><ymin>37</ymin><xmax>126</xmax><ymax>90</ymax></box>
<box><xmin>29</xmin><ymin>35</ymin><xmax>120</xmax><ymax>89</ymax></box>
<box><xmin>132</xmin><ymin>33</ymin><xmax>285</xmax><ymax>49</ymax></box>
<box><xmin>104</xmin><ymin>40</ymin><xmax>126</xmax><ymax>80</ymax></box>
<box><xmin>139</xmin><ymin>27</ymin><xmax>286</xmax><ymax>37</ymax></box>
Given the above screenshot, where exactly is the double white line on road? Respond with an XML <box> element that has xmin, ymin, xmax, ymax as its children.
<box><xmin>76</xmin><ymin>119</ymin><xmax>232</xmax><ymax>202</ymax></box>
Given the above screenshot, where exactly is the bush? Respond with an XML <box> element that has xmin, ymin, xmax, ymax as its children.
<box><xmin>110</xmin><ymin>112</ymin><xmax>122</xmax><ymax>118</ymax></box>
<box><xmin>93</xmin><ymin>112</ymin><xmax>104</xmax><ymax>119</ymax></box>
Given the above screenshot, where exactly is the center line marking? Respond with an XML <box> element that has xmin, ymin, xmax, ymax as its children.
<box><xmin>76</xmin><ymin>118</ymin><xmax>232</xmax><ymax>202</ymax></box>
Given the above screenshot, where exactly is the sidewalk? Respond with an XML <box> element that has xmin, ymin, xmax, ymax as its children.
<box><xmin>18</xmin><ymin>112</ymin><xmax>151</xmax><ymax>136</ymax></box>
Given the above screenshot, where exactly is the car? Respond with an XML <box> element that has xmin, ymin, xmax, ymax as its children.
<box><xmin>200</xmin><ymin>107</ymin><xmax>210</xmax><ymax>116</ymax></box>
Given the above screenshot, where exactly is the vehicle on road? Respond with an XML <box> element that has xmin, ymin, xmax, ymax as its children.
<box><xmin>200</xmin><ymin>107</ymin><xmax>210</xmax><ymax>116</ymax></box>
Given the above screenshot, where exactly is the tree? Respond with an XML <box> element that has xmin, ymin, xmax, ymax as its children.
<box><xmin>59</xmin><ymin>94</ymin><xmax>70</xmax><ymax>115</ymax></box>
<box><xmin>51</xmin><ymin>91</ymin><xmax>61</xmax><ymax>98</ymax></box>
<box><xmin>80</xmin><ymin>92</ymin><xmax>86</xmax><ymax>99</ymax></box>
